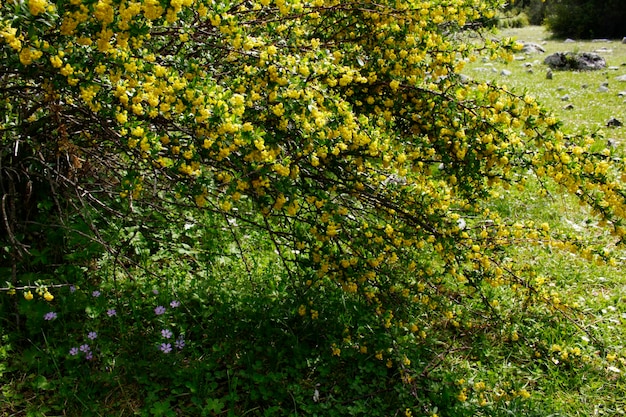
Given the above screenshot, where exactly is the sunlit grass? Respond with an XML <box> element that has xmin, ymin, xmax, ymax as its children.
<box><xmin>466</xmin><ymin>25</ymin><xmax>626</xmax><ymax>142</ymax></box>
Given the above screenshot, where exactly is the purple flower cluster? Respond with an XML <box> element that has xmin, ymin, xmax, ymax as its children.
<box><xmin>158</xmin><ymin>328</ymin><xmax>185</xmax><ymax>353</ymax></box>
<box><xmin>44</xmin><ymin>311</ymin><xmax>57</xmax><ymax>321</ymax></box>
<box><xmin>69</xmin><ymin>330</ymin><xmax>101</xmax><ymax>360</ymax></box>
<box><xmin>70</xmin><ymin>343</ymin><xmax>93</xmax><ymax>360</ymax></box>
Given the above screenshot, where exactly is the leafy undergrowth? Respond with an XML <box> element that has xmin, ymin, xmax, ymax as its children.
<box><xmin>3</xmin><ymin>180</ymin><xmax>626</xmax><ymax>417</ymax></box>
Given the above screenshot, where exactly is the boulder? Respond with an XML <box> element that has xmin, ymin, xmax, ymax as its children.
<box><xmin>520</xmin><ymin>42</ymin><xmax>545</xmax><ymax>54</ymax></box>
<box><xmin>544</xmin><ymin>52</ymin><xmax>606</xmax><ymax>71</ymax></box>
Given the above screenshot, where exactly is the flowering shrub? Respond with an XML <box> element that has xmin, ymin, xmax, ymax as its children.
<box><xmin>2</xmin><ymin>0</ymin><xmax>626</xmax><ymax>414</ymax></box>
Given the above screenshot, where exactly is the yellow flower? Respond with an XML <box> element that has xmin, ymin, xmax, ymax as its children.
<box><xmin>28</xmin><ymin>0</ymin><xmax>48</xmax><ymax>16</ymax></box>
<box><xmin>24</xmin><ymin>291</ymin><xmax>34</xmax><ymax>301</ymax></box>
<box><xmin>43</xmin><ymin>291</ymin><xmax>54</xmax><ymax>301</ymax></box>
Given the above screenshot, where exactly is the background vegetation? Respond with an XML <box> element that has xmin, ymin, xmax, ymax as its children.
<box><xmin>2</xmin><ymin>0</ymin><xmax>626</xmax><ymax>416</ymax></box>
<box><xmin>504</xmin><ymin>0</ymin><xmax>626</xmax><ymax>39</ymax></box>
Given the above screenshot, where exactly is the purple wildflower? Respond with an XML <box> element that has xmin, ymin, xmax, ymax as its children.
<box><xmin>152</xmin><ymin>289</ymin><xmax>159</xmax><ymax>295</ymax></box>
<box><xmin>107</xmin><ymin>309</ymin><xmax>117</xmax><ymax>317</ymax></box>
<box><xmin>92</xmin><ymin>290</ymin><xmax>101</xmax><ymax>298</ymax></box>
<box><xmin>79</xmin><ymin>344</ymin><xmax>90</xmax><ymax>353</ymax></box>
<box><xmin>161</xmin><ymin>329</ymin><xmax>173</xmax><ymax>339</ymax></box>
<box><xmin>69</xmin><ymin>285</ymin><xmax>76</xmax><ymax>293</ymax></box>
<box><xmin>44</xmin><ymin>311</ymin><xmax>57</xmax><ymax>321</ymax></box>
<box><xmin>88</xmin><ymin>331</ymin><xmax>97</xmax><ymax>340</ymax></box>
<box><xmin>175</xmin><ymin>337</ymin><xmax>185</xmax><ymax>350</ymax></box>
<box><xmin>160</xmin><ymin>343</ymin><xmax>172</xmax><ymax>353</ymax></box>
<box><xmin>69</xmin><ymin>347</ymin><xmax>79</xmax><ymax>356</ymax></box>
<box><xmin>170</xmin><ymin>300</ymin><xmax>180</xmax><ymax>308</ymax></box>
<box><xmin>154</xmin><ymin>305</ymin><xmax>166</xmax><ymax>315</ymax></box>
<box><xmin>85</xmin><ymin>351</ymin><xmax>93</xmax><ymax>361</ymax></box>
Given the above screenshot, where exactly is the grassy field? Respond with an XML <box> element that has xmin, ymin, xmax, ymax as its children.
<box><xmin>462</xmin><ymin>25</ymin><xmax>626</xmax><ymax>416</ymax></box>
<box><xmin>467</xmin><ymin>26</ymin><xmax>626</xmax><ymax>142</ymax></box>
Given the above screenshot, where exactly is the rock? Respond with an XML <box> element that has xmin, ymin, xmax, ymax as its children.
<box><xmin>623</xmin><ymin>37</ymin><xmax>626</xmax><ymax>44</ymax></box>
<box><xmin>598</xmin><ymin>84</ymin><xmax>609</xmax><ymax>92</ymax></box>
<box><xmin>520</xmin><ymin>42</ymin><xmax>545</xmax><ymax>54</ymax></box>
<box><xmin>560</xmin><ymin>94</ymin><xmax>570</xmax><ymax>101</ymax></box>
<box><xmin>564</xmin><ymin>38</ymin><xmax>576</xmax><ymax>43</ymax></box>
<box><xmin>592</xmin><ymin>39</ymin><xmax>611</xmax><ymax>43</ymax></box>
<box><xmin>563</xmin><ymin>103</ymin><xmax>575</xmax><ymax>110</ymax></box>
<box><xmin>544</xmin><ymin>52</ymin><xmax>606</xmax><ymax>71</ymax></box>
<box><xmin>546</xmin><ymin>68</ymin><xmax>553</xmax><ymax>79</ymax></box>
<box><xmin>500</xmin><ymin>69</ymin><xmax>512</xmax><ymax>76</ymax></box>
<box><xmin>616</xmin><ymin>75</ymin><xmax>626</xmax><ymax>82</ymax></box>
<box><xmin>606</xmin><ymin>117</ymin><xmax>623</xmax><ymax>127</ymax></box>
<box><xmin>608</xmin><ymin>66</ymin><xmax>620</xmax><ymax>71</ymax></box>
<box><xmin>618</xmin><ymin>91</ymin><xmax>626</xmax><ymax>97</ymax></box>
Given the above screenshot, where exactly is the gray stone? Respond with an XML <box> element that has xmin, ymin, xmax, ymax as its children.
<box><xmin>618</xmin><ymin>91</ymin><xmax>626</xmax><ymax>97</ymax></box>
<box><xmin>616</xmin><ymin>75</ymin><xmax>626</xmax><ymax>82</ymax></box>
<box><xmin>546</xmin><ymin>68</ymin><xmax>553</xmax><ymax>79</ymax></box>
<box><xmin>598</xmin><ymin>85</ymin><xmax>609</xmax><ymax>93</ymax></box>
<box><xmin>607</xmin><ymin>117</ymin><xmax>623</xmax><ymax>127</ymax></box>
<box><xmin>560</xmin><ymin>94</ymin><xmax>570</xmax><ymax>101</ymax></box>
<box><xmin>563</xmin><ymin>104</ymin><xmax>575</xmax><ymax>110</ymax></box>
<box><xmin>520</xmin><ymin>42</ymin><xmax>545</xmax><ymax>54</ymax></box>
<box><xmin>544</xmin><ymin>52</ymin><xmax>606</xmax><ymax>71</ymax></box>
<box><xmin>608</xmin><ymin>66</ymin><xmax>620</xmax><ymax>71</ymax></box>
<box><xmin>501</xmin><ymin>69</ymin><xmax>512</xmax><ymax>76</ymax></box>
<box><xmin>623</xmin><ymin>37</ymin><xmax>626</xmax><ymax>44</ymax></box>
<box><xmin>564</xmin><ymin>38</ymin><xmax>576</xmax><ymax>43</ymax></box>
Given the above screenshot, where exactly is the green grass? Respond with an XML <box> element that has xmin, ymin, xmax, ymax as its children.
<box><xmin>459</xmin><ymin>25</ymin><xmax>626</xmax><ymax>416</ymax></box>
<box><xmin>467</xmin><ymin>25</ymin><xmax>626</xmax><ymax>142</ymax></box>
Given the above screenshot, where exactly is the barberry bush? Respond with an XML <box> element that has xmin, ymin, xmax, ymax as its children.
<box><xmin>2</xmin><ymin>0</ymin><xmax>626</xmax><ymax>415</ymax></box>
